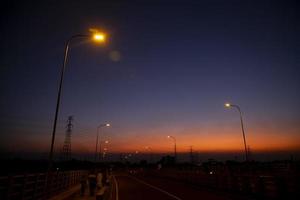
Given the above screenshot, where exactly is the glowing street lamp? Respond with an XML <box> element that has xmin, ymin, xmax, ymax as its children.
<box><xmin>167</xmin><ymin>135</ymin><xmax>177</xmax><ymax>163</ymax></box>
<box><xmin>48</xmin><ymin>30</ymin><xmax>108</xmax><ymax>169</ymax></box>
<box><xmin>225</xmin><ymin>103</ymin><xmax>231</xmax><ymax>107</ymax></box>
<box><xmin>95</xmin><ymin>123</ymin><xmax>110</xmax><ymax>162</ymax></box>
<box><xmin>224</xmin><ymin>103</ymin><xmax>248</xmax><ymax>161</ymax></box>
<box><xmin>93</xmin><ymin>32</ymin><xmax>106</xmax><ymax>42</ymax></box>
<box><xmin>100</xmin><ymin>140</ymin><xmax>109</xmax><ymax>160</ymax></box>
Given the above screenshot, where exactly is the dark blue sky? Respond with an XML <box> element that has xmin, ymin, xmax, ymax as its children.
<box><xmin>1</xmin><ymin>0</ymin><xmax>299</xmax><ymax>158</ymax></box>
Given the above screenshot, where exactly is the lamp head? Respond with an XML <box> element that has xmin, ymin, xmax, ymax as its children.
<box><xmin>225</xmin><ymin>103</ymin><xmax>231</xmax><ymax>108</ymax></box>
<box><xmin>93</xmin><ymin>32</ymin><xmax>106</xmax><ymax>42</ymax></box>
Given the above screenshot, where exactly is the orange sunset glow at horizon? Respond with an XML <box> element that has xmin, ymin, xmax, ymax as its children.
<box><xmin>41</xmin><ymin>129</ymin><xmax>300</xmax><ymax>155</ymax></box>
<box><xmin>4</xmin><ymin>118</ymin><xmax>300</xmax><ymax>156</ymax></box>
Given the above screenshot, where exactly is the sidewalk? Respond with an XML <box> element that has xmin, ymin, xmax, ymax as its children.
<box><xmin>66</xmin><ymin>186</ymin><xmax>107</xmax><ymax>200</ymax></box>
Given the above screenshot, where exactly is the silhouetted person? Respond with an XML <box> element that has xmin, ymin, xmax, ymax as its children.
<box><xmin>80</xmin><ymin>174</ymin><xmax>87</xmax><ymax>196</ymax></box>
<box><xmin>96</xmin><ymin>172</ymin><xmax>103</xmax><ymax>189</ymax></box>
<box><xmin>88</xmin><ymin>172</ymin><xmax>97</xmax><ymax>196</ymax></box>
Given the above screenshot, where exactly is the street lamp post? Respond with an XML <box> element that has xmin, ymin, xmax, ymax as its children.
<box><xmin>48</xmin><ymin>31</ymin><xmax>107</xmax><ymax>170</ymax></box>
<box><xmin>225</xmin><ymin>103</ymin><xmax>249</xmax><ymax>161</ymax></box>
<box><xmin>167</xmin><ymin>135</ymin><xmax>177</xmax><ymax>163</ymax></box>
<box><xmin>95</xmin><ymin>123</ymin><xmax>110</xmax><ymax>162</ymax></box>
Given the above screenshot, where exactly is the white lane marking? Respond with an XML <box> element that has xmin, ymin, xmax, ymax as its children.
<box><xmin>127</xmin><ymin>175</ymin><xmax>182</xmax><ymax>200</ymax></box>
<box><xmin>113</xmin><ymin>175</ymin><xmax>119</xmax><ymax>200</ymax></box>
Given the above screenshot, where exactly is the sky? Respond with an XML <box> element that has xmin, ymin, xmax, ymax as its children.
<box><xmin>1</xmin><ymin>0</ymin><xmax>299</xmax><ymax>160</ymax></box>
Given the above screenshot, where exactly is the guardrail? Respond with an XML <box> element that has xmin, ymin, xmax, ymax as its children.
<box><xmin>140</xmin><ymin>169</ymin><xmax>299</xmax><ymax>199</ymax></box>
<box><xmin>0</xmin><ymin>170</ymin><xmax>88</xmax><ymax>200</ymax></box>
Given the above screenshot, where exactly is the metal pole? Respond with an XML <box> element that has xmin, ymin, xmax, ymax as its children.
<box><xmin>48</xmin><ymin>34</ymin><xmax>89</xmax><ymax>170</ymax></box>
<box><xmin>172</xmin><ymin>137</ymin><xmax>177</xmax><ymax>163</ymax></box>
<box><xmin>99</xmin><ymin>141</ymin><xmax>102</xmax><ymax>161</ymax></box>
<box><xmin>48</xmin><ymin>39</ymin><xmax>70</xmax><ymax>170</ymax></box>
<box><xmin>233</xmin><ymin>105</ymin><xmax>248</xmax><ymax>162</ymax></box>
<box><xmin>95</xmin><ymin>127</ymin><xmax>100</xmax><ymax>162</ymax></box>
<box><xmin>174</xmin><ymin>141</ymin><xmax>177</xmax><ymax>163</ymax></box>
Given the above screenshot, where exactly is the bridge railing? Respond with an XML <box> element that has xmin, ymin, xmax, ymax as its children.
<box><xmin>0</xmin><ymin>170</ymin><xmax>88</xmax><ymax>200</ymax></box>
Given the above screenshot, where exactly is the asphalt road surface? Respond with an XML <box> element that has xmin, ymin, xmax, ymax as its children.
<box><xmin>114</xmin><ymin>174</ymin><xmax>250</xmax><ymax>200</ymax></box>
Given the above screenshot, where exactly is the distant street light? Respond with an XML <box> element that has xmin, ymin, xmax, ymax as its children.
<box><xmin>48</xmin><ymin>30</ymin><xmax>107</xmax><ymax>170</ymax></box>
<box><xmin>102</xmin><ymin>147</ymin><xmax>108</xmax><ymax>160</ymax></box>
<box><xmin>100</xmin><ymin>140</ymin><xmax>109</xmax><ymax>161</ymax></box>
<box><xmin>95</xmin><ymin>124</ymin><xmax>110</xmax><ymax>162</ymax></box>
<box><xmin>167</xmin><ymin>135</ymin><xmax>177</xmax><ymax>163</ymax></box>
<box><xmin>224</xmin><ymin>103</ymin><xmax>248</xmax><ymax>161</ymax></box>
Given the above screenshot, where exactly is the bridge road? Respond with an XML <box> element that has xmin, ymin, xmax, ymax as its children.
<box><xmin>115</xmin><ymin>174</ymin><xmax>250</xmax><ymax>200</ymax></box>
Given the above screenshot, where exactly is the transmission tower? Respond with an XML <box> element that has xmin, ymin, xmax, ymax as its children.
<box><xmin>61</xmin><ymin>116</ymin><xmax>73</xmax><ymax>161</ymax></box>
